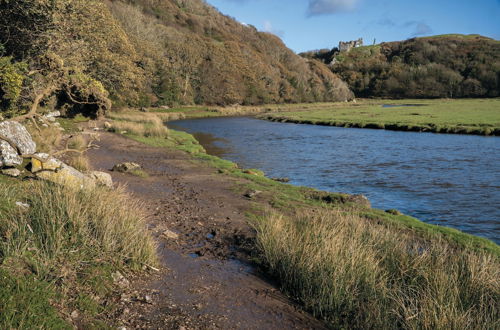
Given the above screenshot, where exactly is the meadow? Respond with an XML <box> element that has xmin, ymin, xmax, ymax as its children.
<box><xmin>259</xmin><ymin>98</ymin><xmax>500</xmax><ymax>135</ymax></box>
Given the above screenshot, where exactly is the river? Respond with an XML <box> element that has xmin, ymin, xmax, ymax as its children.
<box><xmin>169</xmin><ymin>117</ymin><xmax>500</xmax><ymax>244</ymax></box>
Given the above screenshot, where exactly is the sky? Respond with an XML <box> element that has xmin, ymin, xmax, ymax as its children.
<box><xmin>205</xmin><ymin>0</ymin><xmax>500</xmax><ymax>53</ymax></box>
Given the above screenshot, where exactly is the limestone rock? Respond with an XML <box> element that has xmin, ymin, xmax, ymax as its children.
<box><xmin>162</xmin><ymin>229</ymin><xmax>179</xmax><ymax>240</ymax></box>
<box><xmin>31</xmin><ymin>153</ymin><xmax>62</xmax><ymax>173</ymax></box>
<box><xmin>346</xmin><ymin>194</ymin><xmax>371</xmax><ymax>208</ymax></box>
<box><xmin>0</xmin><ymin>121</ymin><xmax>36</xmax><ymax>167</ymax></box>
<box><xmin>36</xmin><ymin>162</ymin><xmax>95</xmax><ymax>190</ymax></box>
<box><xmin>45</xmin><ymin>111</ymin><xmax>61</xmax><ymax>118</ymax></box>
<box><xmin>15</xmin><ymin>201</ymin><xmax>30</xmax><ymax>209</ymax></box>
<box><xmin>112</xmin><ymin>271</ymin><xmax>130</xmax><ymax>287</ymax></box>
<box><xmin>112</xmin><ymin>162</ymin><xmax>141</xmax><ymax>173</ymax></box>
<box><xmin>90</xmin><ymin>171</ymin><xmax>113</xmax><ymax>188</ymax></box>
<box><xmin>1</xmin><ymin>168</ymin><xmax>21</xmax><ymax>177</ymax></box>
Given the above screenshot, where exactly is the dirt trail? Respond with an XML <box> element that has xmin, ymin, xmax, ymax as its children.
<box><xmin>87</xmin><ymin>131</ymin><xmax>325</xmax><ymax>329</ymax></box>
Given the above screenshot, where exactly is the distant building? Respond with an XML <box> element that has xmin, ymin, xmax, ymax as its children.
<box><xmin>338</xmin><ymin>38</ymin><xmax>363</xmax><ymax>52</ymax></box>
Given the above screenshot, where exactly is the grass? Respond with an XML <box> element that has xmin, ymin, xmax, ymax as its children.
<box><xmin>108</xmin><ymin>111</ymin><xmax>169</xmax><ymax>138</ymax></box>
<box><xmin>67</xmin><ymin>154</ymin><xmax>91</xmax><ymax>172</ymax></box>
<box><xmin>255</xmin><ymin>209</ymin><xmax>500</xmax><ymax>329</ymax></box>
<box><xmin>0</xmin><ymin>180</ymin><xmax>157</xmax><ymax>328</ymax></box>
<box><xmin>258</xmin><ymin>98</ymin><xmax>500</xmax><ymax>136</ymax></box>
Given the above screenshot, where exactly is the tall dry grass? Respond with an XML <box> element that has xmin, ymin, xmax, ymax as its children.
<box><xmin>29</xmin><ymin>125</ymin><xmax>63</xmax><ymax>154</ymax></box>
<box><xmin>0</xmin><ymin>182</ymin><xmax>157</xmax><ymax>277</ymax></box>
<box><xmin>67</xmin><ymin>154</ymin><xmax>90</xmax><ymax>172</ymax></box>
<box><xmin>255</xmin><ymin>209</ymin><xmax>500</xmax><ymax>329</ymax></box>
<box><xmin>108</xmin><ymin>112</ymin><xmax>169</xmax><ymax>138</ymax></box>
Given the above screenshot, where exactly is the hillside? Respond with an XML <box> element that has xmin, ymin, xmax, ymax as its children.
<box><xmin>0</xmin><ymin>0</ymin><xmax>353</xmax><ymax>119</ymax></box>
<box><xmin>301</xmin><ymin>34</ymin><xmax>500</xmax><ymax>99</ymax></box>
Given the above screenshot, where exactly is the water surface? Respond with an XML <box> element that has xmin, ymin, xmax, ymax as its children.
<box><xmin>169</xmin><ymin>117</ymin><xmax>500</xmax><ymax>243</ymax></box>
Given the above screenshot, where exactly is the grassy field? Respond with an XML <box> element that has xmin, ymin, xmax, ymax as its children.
<box><xmin>258</xmin><ymin>98</ymin><xmax>500</xmax><ymax>135</ymax></box>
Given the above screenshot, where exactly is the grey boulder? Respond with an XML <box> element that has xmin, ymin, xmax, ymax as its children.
<box><xmin>0</xmin><ymin>121</ymin><xmax>36</xmax><ymax>167</ymax></box>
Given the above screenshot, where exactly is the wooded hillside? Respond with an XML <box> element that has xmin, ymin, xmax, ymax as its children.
<box><xmin>0</xmin><ymin>0</ymin><xmax>353</xmax><ymax>119</ymax></box>
<box><xmin>302</xmin><ymin>35</ymin><xmax>500</xmax><ymax>99</ymax></box>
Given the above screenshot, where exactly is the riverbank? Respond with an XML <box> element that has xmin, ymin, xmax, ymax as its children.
<box><xmin>257</xmin><ymin>98</ymin><xmax>500</xmax><ymax>136</ymax></box>
<box><xmin>2</xmin><ymin>111</ymin><xmax>499</xmax><ymax>328</ymax></box>
<box><xmin>103</xmin><ymin>112</ymin><xmax>499</xmax><ymax>328</ymax></box>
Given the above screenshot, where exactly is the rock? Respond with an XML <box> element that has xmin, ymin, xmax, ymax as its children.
<box><xmin>31</xmin><ymin>153</ymin><xmax>62</xmax><ymax>173</ymax></box>
<box><xmin>0</xmin><ymin>121</ymin><xmax>36</xmax><ymax>168</ymax></box>
<box><xmin>70</xmin><ymin>310</ymin><xmax>79</xmax><ymax>319</ymax></box>
<box><xmin>244</xmin><ymin>190</ymin><xmax>262</xmax><ymax>199</ymax></box>
<box><xmin>1</xmin><ymin>168</ymin><xmax>21</xmax><ymax>177</ymax></box>
<box><xmin>15</xmin><ymin>201</ymin><xmax>30</xmax><ymax>209</ymax></box>
<box><xmin>346</xmin><ymin>194</ymin><xmax>371</xmax><ymax>208</ymax></box>
<box><xmin>112</xmin><ymin>271</ymin><xmax>130</xmax><ymax>287</ymax></box>
<box><xmin>271</xmin><ymin>177</ymin><xmax>290</xmax><ymax>183</ymax></box>
<box><xmin>385</xmin><ymin>209</ymin><xmax>402</xmax><ymax>216</ymax></box>
<box><xmin>112</xmin><ymin>162</ymin><xmax>141</xmax><ymax>173</ymax></box>
<box><xmin>35</xmin><ymin>162</ymin><xmax>96</xmax><ymax>190</ymax></box>
<box><xmin>103</xmin><ymin>122</ymin><xmax>112</xmax><ymax>129</ymax></box>
<box><xmin>90</xmin><ymin>171</ymin><xmax>113</xmax><ymax>188</ymax></box>
<box><xmin>162</xmin><ymin>229</ymin><xmax>179</xmax><ymax>240</ymax></box>
<box><xmin>159</xmin><ymin>105</ymin><xmax>170</xmax><ymax>110</ymax></box>
<box><xmin>139</xmin><ymin>107</ymin><xmax>148</xmax><ymax>112</ymax></box>
<box><xmin>46</xmin><ymin>116</ymin><xmax>56</xmax><ymax>123</ymax></box>
<box><xmin>45</xmin><ymin>111</ymin><xmax>61</xmax><ymax>118</ymax></box>
<box><xmin>243</xmin><ymin>169</ymin><xmax>264</xmax><ymax>176</ymax></box>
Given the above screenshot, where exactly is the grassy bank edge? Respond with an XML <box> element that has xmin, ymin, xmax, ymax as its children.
<box><xmin>144</xmin><ymin>98</ymin><xmax>500</xmax><ymax>137</ymax></box>
<box><xmin>259</xmin><ymin>115</ymin><xmax>500</xmax><ymax>136</ymax></box>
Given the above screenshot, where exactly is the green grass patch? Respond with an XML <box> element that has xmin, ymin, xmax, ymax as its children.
<box><xmin>259</xmin><ymin>98</ymin><xmax>500</xmax><ymax>136</ymax></box>
<box><xmin>57</xmin><ymin>114</ymin><xmax>89</xmax><ymax>133</ymax></box>
<box><xmin>0</xmin><ymin>180</ymin><xmax>157</xmax><ymax>328</ymax></box>
<box><xmin>0</xmin><ymin>268</ymin><xmax>69</xmax><ymax>329</ymax></box>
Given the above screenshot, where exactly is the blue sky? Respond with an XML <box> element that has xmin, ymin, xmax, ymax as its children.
<box><xmin>206</xmin><ymin>0</ymin><xmax>500</xmax><ymax>53</ymax></box>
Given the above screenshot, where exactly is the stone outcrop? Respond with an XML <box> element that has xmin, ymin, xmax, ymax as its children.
<box><xmin>112</xmin><ymin>162</ymin><xmax>141</xmax><ymax>173</ymax></box>
<box><xmin>90</xmin><ymin>171</ymin><xmax>113</xmax><ymax>188</ymax></box>
<box><xmin>0</xmin><ymin>120</ymin><xmax>113</xmax><ymax>190</ymax></box>
<box><xmin>33</xmin><ymin>154</ymin><xmax>96</xmax><ymax>190</ymax></box>
<box><xmin>0</xmin><ymin>121</ymin><xmax>37</xmax><ymax>167</ymax></box>
<box><xmin>1</xmin><ymin>168</ymin><xmax>21</xmax><ymax>177</ymax></box>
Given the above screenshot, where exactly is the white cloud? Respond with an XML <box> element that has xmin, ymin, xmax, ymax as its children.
<box><xmin>263</xmin><ymin>20</ymin><xmax>285</xmax><ymax>37</ymax></box>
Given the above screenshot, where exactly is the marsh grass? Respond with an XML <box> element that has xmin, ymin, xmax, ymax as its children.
<box><xmin>255</xmin><ymin>209</ymin><xmax>500</xmax><ymax>329</ymax></box>
<box><xmin>67</xmin><ymin>134</ymin><xmax>87</xmax><ymax>151</ymax></box>
<box><xmin>29</xmin><ymin>125</ymin><xmax>63</xmax><ymax>153</ymax></box>
<box><xmin>108</xmin><ymin>111</ymin><xmax>169</xmax><ymax>138</ymax></box>
<box><xmin>0</xmin><ymin>181</ymin><xmax>157</xmax><ymax>327</ymax></box>
<box><xmin>259</xmin><ymin>98</ymin><xmax>500</xmax><ymax>136</ymax></box>
<box><xmin>67</xmin><ymin>154</ymin><xmax>91</xmax><ymax>172</ymax></box>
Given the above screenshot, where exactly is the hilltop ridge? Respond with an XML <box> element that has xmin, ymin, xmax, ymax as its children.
<box><xmin>0</xmin><ymin>0</ymin><xmax>352</xmax><ymax>119</ymax></box>
<box><xmin>300</xmin><ymin>34</ymin><xmax>500</xmax><ymax>99</ymax></box>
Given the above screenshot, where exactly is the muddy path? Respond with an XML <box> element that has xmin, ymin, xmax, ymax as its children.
<box><xmin>86</xmin><ymin>130</ymin><xmax>325</xmax><ymax>329</ymax></box>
